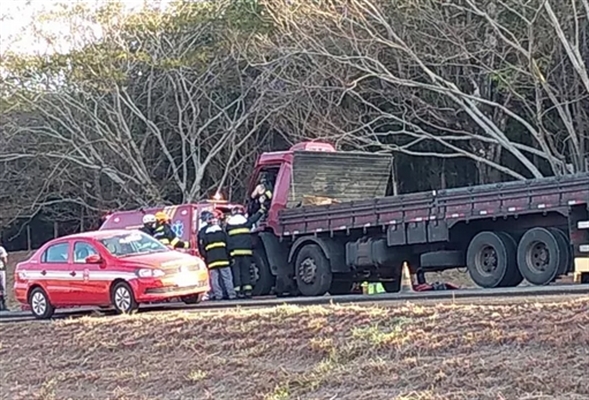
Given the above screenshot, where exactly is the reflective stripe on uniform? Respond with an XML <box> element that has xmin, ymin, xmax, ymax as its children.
<box><xmin>208</xmin><ymin>260</ymin><xmax>230</xmax><ymax>268</ymax></box>
<box><xmin>160</xmin><ymin>238</ymin><xmax>171</xmax><ymax>244</ymax></box>
<box><xmin>170</xmin><ymin>237</ymin><xmax>180</xmax><ymax>246</ymax></box>
<box><xmin>230</xmin><ymin>249</ymin><xmax>253</xmax><ymax>256</ymax></box>
<box><xmin>228</xmin><ymin>228</ymin><xmax>250</xmax><ymax>236</ymax></box>
<box><xmin>264</xmin><ymin>190</ymin><xmax>272</xmax><ymax>199</ymax></box>
<box><xmin>242</xmin><ymin>284</ymin><xmax>252</xmax><ymax>291</ymax></box>
<box><xmin>205</xmin><ymin>242</ymin><xmax>226</xmax><ymax>251</ymax></box>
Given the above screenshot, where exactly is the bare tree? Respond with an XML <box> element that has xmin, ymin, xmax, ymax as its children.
<box><xmin>259</xmin><ymin>0</ymin><xmax>588</xmax><ymax>181</ymax></box>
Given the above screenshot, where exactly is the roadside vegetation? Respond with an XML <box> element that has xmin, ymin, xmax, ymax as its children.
<box><xmin>1</xmin><ymin>0</ymin><xmax>587</xmax><ymax>244</ymax></box>
<box><xmin>1</xmin><ymin>299</ymin><xmax>588</xmax><ymax>399</ymax></box>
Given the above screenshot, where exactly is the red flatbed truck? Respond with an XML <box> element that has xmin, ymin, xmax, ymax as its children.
<box><xmin>248</xmin><ymin>142</ymin><xmax>589</xmax><ymax>297</ymax></box>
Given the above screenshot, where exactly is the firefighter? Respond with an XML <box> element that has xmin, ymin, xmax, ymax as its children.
<box><xmin>249</xmin><ymin>173</ymin><xmax>273</xmax><ymax>216</ymax></box>
<box><xmin>201</xmin><ymin>210</ymin><xmax>236</xmax><ymax>300</ymax></box>
<box><xmin>225</xmin><ymin>205</ymin><xmax>264</xmax><ymax>298</ymax></box>
<box><xmin>154</xmin><ymin>211</ymin><xmax>189</xmax><ymax>249</ymax></box>
<box><xmin>140</xmin><ymin>214</ymin><xmax>157</xmax><ymax>237</ymax></box>
<box><xmin>197</xmin><ymin>210</ymin><xmax>214</xmax><ymax>257</ymax></box>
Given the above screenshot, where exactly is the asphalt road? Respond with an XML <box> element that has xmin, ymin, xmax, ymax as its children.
<box><xmin>2</xmin><ymin>283</ymin><xmax>589</xmax><ymax>324</ymax></box>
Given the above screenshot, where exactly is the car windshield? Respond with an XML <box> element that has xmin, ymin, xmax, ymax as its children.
<box><xmin>99</xmin><ymin>232</ymin><xmax>169</xmax><ymax>258</ymax></box>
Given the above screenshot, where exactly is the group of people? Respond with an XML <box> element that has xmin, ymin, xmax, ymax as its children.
<box><xmin>197</xmin><ymin>205</ymin><xmax>265</xmax><ymax>300</ymax></box>
<box><xmin>138</xmin><ymin>174</ymin><xmax>273</xmax><ymax>301</ymax></box>
<box><xmin>139</xmin><ymin>206</ymin><xmax>266</xmax><ymax>301</ymax></box>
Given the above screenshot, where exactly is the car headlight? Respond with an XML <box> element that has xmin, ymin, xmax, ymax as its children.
<box><xmin>137</xmin><ymin>268</ymin><xmax>165</xmax><ymax>278</ymax></box>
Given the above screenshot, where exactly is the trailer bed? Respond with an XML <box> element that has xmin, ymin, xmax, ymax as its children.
<box><xmin>278</xmin><ymin>173</ymin><xmax>589</xmax><ymax>236</ymax></box>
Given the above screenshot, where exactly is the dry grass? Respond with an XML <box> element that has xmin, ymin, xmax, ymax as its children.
<box><xmin>1</xmin><ymin>298</ymin><xmax>588</xmax><ymax>400</ymax></box>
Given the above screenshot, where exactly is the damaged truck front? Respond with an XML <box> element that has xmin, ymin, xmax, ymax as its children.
<box><xmin>247</xmin><ymin>141</ymin><xmax>589</xmax><ymax>297</ymax></box>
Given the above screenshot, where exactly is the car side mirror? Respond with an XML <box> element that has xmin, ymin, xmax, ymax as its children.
<box><xmin>85</xmin><ymin>254</ymin><xmax>103</xmax><ymax>264</ymax></box>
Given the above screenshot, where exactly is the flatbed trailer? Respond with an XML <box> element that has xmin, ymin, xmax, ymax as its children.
<box><xmin>247</xmin><ymin>142</ymin><xmax>589</xmax><ymax>297</ymax></box>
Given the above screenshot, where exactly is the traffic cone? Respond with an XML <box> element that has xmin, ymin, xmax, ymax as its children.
<box><xmin>399</xmin><ymin>262</ymin><xmax>415</xmax><ymax>293</ymax></box>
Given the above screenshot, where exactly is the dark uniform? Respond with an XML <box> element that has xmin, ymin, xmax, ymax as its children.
<box><xmin>140</xmin><ymin>225</ymin><xmax>155</xmax><ymax>236</ymax></box>
<box><xmin>153</xmin><ymin>221</ymin><xmax>189</xmax><ymax>249</ymax></box>
<box><xmin>226</xmin><ymin>208</ymin><xmax>264</xmax><ymax>298</ymax></box>
<box><xmin>201</xmin><ymin>223</ymin><xmax>236</xmax><ymax>300</ymax></box>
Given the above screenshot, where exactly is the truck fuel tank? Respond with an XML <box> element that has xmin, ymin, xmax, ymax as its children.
<box><xmin>345</xmin><ymin>238</ymin><xmax>399</xmax><ymax>269</ymax></box>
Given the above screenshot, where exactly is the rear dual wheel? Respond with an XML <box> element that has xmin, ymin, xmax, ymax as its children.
<box><xmin>516</xmin><ymin>228</ymin><xmax>570</xmax><ymax>285</ymax></box>
<box><xmin>466</xmin><ymin>231</ymin><xmax>522</xmax><ymax>288</ymax></box>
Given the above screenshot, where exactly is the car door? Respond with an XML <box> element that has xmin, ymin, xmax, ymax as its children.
<box><xmin>39</xmin><ymin>242</ymin><xmax>72</xmax><ymax>306</ymax></box>
<box><xmin>71</xmin><ymin>241</ymin><xmax>110</xmax><ymax>305</ymax></box>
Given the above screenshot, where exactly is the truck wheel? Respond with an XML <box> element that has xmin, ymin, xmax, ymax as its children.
<box><xmin>295</xmin><ymin>244</ymin><xmax>332</xmax><ymax>297</ymax></box>
<box><xmin>251</xmin><ymin>250</ymin><xmax>274</xmax><ymax>296</ymax></box>
<box><xmin>329</xmin><ymin>276</ymin><xmax>354</xmax><ymax>295</ymax></box>
<box><xmin>517</xmin><ymin>228</ymin><xmax>562</xmax><ymax>285</ymax></box>
<box><xmin>548</xmin><ymin>228</ymin><xmax>572</xmax><ymax>275</ymax></box>
<box><xmin>111</xmin><ymin>281</ymin><xmax>138</xmax><ymax>314</ymax></box>
<box><xmin>29</xmin><ymin>287</ymin><xmax>55</xmax><ymax>320</ymax></box>
<box><xmin>466</xmin><ymin>231</ymin><xmax>521</xmax><ymax>288</ymax></box>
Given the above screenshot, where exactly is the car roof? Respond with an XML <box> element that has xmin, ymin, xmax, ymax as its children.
<box><xmin>59</xmin><ymin>229</ymin><xmax>142</xmax><ymax>241</ymax></box>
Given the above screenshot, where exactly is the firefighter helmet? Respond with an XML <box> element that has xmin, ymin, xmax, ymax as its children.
<box><xmin>154</xmin><ymin>211</ymin><xmax>169</xmax><ymax>222</ymax></box>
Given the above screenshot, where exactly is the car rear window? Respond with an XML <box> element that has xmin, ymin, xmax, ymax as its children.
<box><xmin>99</xmin><ymin>232</ymin><xmax>169</xmax><ymax>257</ymax></box>
<box><xmin>42</xmin><ymin>243</ymin><xmax>69</xmax><ymax>263</ymax></box>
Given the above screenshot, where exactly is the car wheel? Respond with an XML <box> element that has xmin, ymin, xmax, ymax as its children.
<box><xmin>111</xmin><ymin>282</ymin><xmax>138</xmax><ymax>314</ymax></box>
<box><xmin>29</xmin><ymin>287</ymin><xmax>55</xmax><ymax>320</ymax></box>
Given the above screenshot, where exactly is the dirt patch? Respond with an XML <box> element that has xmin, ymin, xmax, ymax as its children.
<box><xmin>1</xmin><ymin>298</ymin><xmax>588</xmax><ymax>400</ymax></box>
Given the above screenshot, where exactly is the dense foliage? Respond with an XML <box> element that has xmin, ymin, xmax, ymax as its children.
<box><xmin>1</xmin><ymin>0</ymin><xmax>587</xmax><ymax>245</ymax></box>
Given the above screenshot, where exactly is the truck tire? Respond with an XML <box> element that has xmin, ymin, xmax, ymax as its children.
<box><xmin>295</xmin><ymin>244</ymin><xmax>332</xmax><ymax>297</ymax></box>
<box><xmin>420</xmin><ymin>250</ymin><xmax>464</xmax><ymax>270</ymax></box>
<box><xmin>548</xmin><ymin>228</ymin><xmax>572</xmax><ymax>275</ymax></box>
<box><xmin>466</xmin><ymin>231</ymin><xmax>522</xmax><ymax>288</ymax></box>
<box><xmin>517</xmin><ymin>227</ymin><xmax>562</xmax><ymax>285</ymax></box>
<box><xmin>29</xmin><ymin>287</ymin><xmax>55</xmax><ymax>320</ymax></box>
<box><xmin>251</xmin><ymin>250</ymin><xmax>274</xmax><ymax>296</ymax></box>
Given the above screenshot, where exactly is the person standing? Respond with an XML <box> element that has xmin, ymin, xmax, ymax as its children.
<box><xmin>225</xmin><ymin>205</ymin><xmax>264</xmax><ymax>299</ymax></box>
<box><xmin>201</xmin><ymin>211</ymin><xmax>236</xmax><ymax>301</ymax></box>
<box><xmin>0</xmin><ymin>244</ymin><xmax>8</xmax><ymax>311</ymax></box>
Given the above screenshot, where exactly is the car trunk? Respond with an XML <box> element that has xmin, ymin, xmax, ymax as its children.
<box><xmin>287</xmin><ymin>150</ymin><xmax>393</xmax><ymax>208</ymax></box>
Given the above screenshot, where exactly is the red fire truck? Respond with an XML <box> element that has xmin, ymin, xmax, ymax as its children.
<box><xmin>102</xmin><ymin>141</ymin><xmax>589</xmax><ymax>298</ymax></box>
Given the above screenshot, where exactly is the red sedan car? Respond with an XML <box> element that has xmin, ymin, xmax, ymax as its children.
<box><xmin>14</xmin><ymin>229</ymin><xmax>210</xmax><ymax>319</ymax></box>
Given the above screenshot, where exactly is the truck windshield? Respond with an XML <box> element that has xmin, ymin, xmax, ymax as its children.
<box><xmin>99</xmin><ymin>232</ymin><xmax>169</xmax><ymax>257</ymax></box>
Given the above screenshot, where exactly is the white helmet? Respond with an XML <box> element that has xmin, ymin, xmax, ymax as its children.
<box><xmin>142</xmin><ymin>214</ymin><xmax>156</xmax><ymax>224</ymax></box>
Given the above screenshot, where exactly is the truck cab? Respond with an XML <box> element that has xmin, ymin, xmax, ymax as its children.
<box><xmin>247</xmin><ymin>141</ymin><xmax>395</xmax><ymax>296</ymax></box>
<box><xmin>248</xmin><ymin>141</ymin><xmax>589</xmax><ymax>298</ymax></box>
